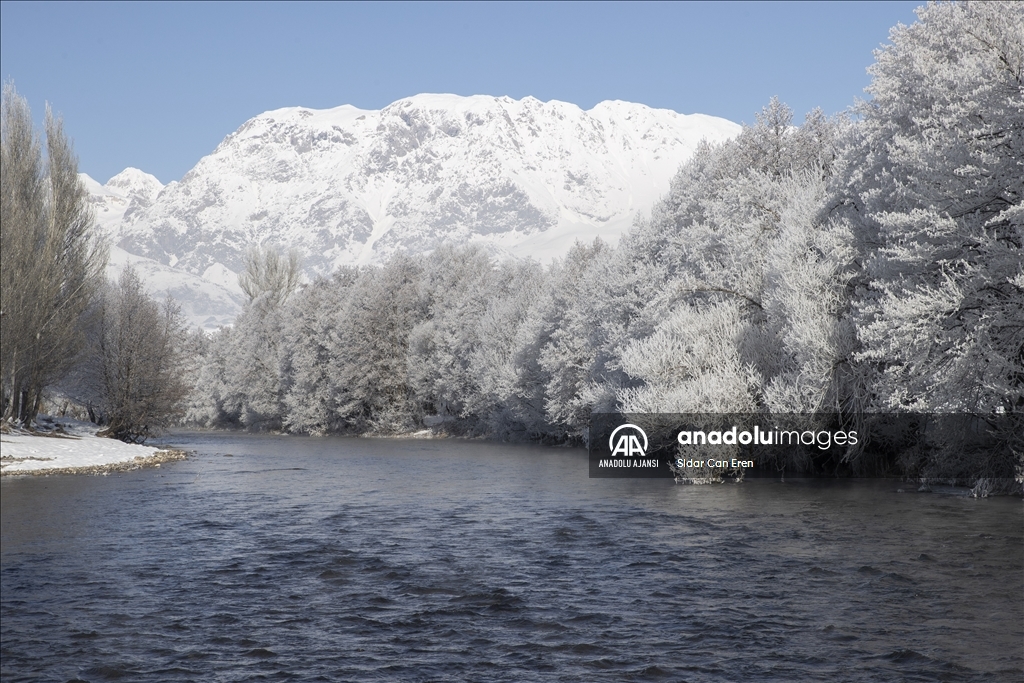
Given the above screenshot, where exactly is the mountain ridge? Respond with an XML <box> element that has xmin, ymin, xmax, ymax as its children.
<box><xmin>88</xmin><ymin>94</ymin><xmax>740</xmax><ymax>328</ymax></box>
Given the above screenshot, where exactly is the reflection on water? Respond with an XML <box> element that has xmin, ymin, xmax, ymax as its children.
<box><xmin>2</xmin><ymin>432</ymin><xmax>1021</xmax><ymax>681</ymax></box>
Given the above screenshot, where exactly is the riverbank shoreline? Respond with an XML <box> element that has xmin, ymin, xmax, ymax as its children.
<box><xmin>0</xmin><ymin>416</ymin><xmax>188</xmax><ymax>477</ymax></box>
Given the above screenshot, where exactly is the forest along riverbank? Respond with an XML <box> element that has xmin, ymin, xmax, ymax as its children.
<box><xmin>2</xmin><ymin>431</ymin><xmax>1021</xmax><ymax>682</ymax></box>
<box><xmin>0</xmin><ymin>416</ymin><xmax>186</xmax><ymax>476</ymax></box>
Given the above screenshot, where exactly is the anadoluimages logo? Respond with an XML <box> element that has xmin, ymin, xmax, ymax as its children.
<box><xmin>609</xmin><ymin>424</ymin><xmax>648</xmax><ymax>458</ymax></box>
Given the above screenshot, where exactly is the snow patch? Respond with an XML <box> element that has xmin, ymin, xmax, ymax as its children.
<box><xmin>0</xmin><ymin>418</ymin><xmax>179</xmax><ymax>475</ymax></box>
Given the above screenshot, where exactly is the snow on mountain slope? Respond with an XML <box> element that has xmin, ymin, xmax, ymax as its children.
<box><xmin>82</xmin><ymin>168</ymin><xmax>164</xmax><ymax>238</ymax></box>
<box><xmin>82</xmin><ymin>170</ymin><xmax>246</xmax><ymax>330</ymax></box>
<box><xmin>106</xmin><ymin>246</ymin><xmax>245</xmax><ymax>330</ymax></box>
<box><xmin>94</xmin><ymin>94</ymin><xmax>740</xmax><ymax>327</ymax></box>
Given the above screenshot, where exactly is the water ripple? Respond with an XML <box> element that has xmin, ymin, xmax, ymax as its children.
<box><xmin>2</xmin><ymin>432</ymin><xmax>1021</xmax><ymax>682</ymax></box>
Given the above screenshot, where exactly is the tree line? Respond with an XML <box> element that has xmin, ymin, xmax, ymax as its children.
<box><xmin>1</xmin><ymin>83</ymin><xmax>190</xmax><ymax>442</ymax></box>
<box><xmin>2</xmin><ymin>3</ymin><xmax>1020</xmax><ymax>484</ymax></box>
<box><xmin>186</xmin><ymin>3</ymin><xmax>1021</xmax><ymax>485</ymax></box>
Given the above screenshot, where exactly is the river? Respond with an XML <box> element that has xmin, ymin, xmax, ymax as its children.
<box><xmin>2</xmin><ymin>432</ymin><xmax>1021</xmax><ymax>681</ymax></box>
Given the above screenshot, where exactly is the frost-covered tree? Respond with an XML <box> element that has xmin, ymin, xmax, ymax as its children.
<box><xmin>535</xmin><ymin>234</ymin><xmax>673</xmax><ymax>440</ymax></box>
<box><xmin>213</xmin><ymin>246</ymin><xmax>304</xmax><ymax>430</ymax></box>
<box><xmin>332</xmin><ymin>255</ymin><xmax>425</xmax><ymax>431</ymax></box>
<box><xmin>760</xmin><ymin>173</ymin><xmax>858</xmax><ymax>414</ymax></box>
<box><xmin>841</xmin><ymin>1</ymin><xmax>1023</xmax><ymax>415</ymax></box>
<box><xmin>402</xmin><ymin>246</ymin><xmax>553</xmax><ymax>438</ymax></box>
<box><xmin>618</xmin><ymin>300</ymin><xmax>759</xmax><ymax>413</ymax></box>
<box><xmin>616</xmin><ymin>101</ymin><xmax>854</xmax><ymax>417</ymax></box>
<box><xmin>238</xmin><ymin>244</ymin><xmax>301</xmax><ymax>307</ymax></box>
<box><xmin>283</xmin><ymin>271</ymin><xmax>355</xmax><ymax>435</ymax></box>
<box><xmin>221</xmin><ymin>298</ymin><xmax>291</xmax><ymax>430</ymax></box>
<box><xmin>537</xmin><ymin>239</ymin><xmax>616</xmax><ymax>438</ymax></box>
<box><xmin>465</xmin><ymin>258</ymin><xmax>551</xmax><ymax>438</ymax></box>
<box><xmin>407</xmin><ymin>245</ymin><xmax>496</xmax><ymax>427</ymax></box>
<box><xmin>183</xmin><ymin>325</ymin><xmax>235</xmax><ymax>427</ymax></box>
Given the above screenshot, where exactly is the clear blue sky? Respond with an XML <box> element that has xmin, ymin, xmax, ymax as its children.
<box><xmin>1</xmin><ymin>1</ymin><xmax>921</xmax><ymax>184</ymax></box>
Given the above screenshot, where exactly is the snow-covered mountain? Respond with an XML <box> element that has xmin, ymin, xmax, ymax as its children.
<box><xmin>81</xmin><ymin>169</ymin><xmax>247</xmax><ymax>330</ymax></box>
<box><xmin>81</xmin><ymin>167</ymin><xmax>165</xmax><ymax>237</ymax></box>
<box><xmin>90</xmin><ymin>94</ymin><xmax>740</xmax><ymax>328</ymax></box>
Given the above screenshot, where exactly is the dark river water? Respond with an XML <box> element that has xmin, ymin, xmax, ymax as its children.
<box><xmin>2</xmin><ymin>432</ymin><xmax>1021</xmax><ymax>682</ymax></box>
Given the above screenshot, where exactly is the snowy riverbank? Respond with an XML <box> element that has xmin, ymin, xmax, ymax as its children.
<box><xmin>0</xmin><ymin>416</ymin><xmax>186</xmax><ymax>476</ymax></box>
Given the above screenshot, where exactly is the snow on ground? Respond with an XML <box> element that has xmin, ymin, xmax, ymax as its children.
<box><xmin>0</xmin><ymin>417</ymin><xmax>185</xmax><ymax>476</ymax></box>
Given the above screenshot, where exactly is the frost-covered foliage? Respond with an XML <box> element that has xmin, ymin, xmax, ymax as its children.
<box><xmin>282</xmin><ymin>273</ymin><xmax>355</xmax><ymax>435</ymax></box>
<box><xmin>616</xmin><ymin>100</ymin><xmax>856</xmax><ymax>417</ymax></box>
<box><xmin>840</xmin><ymin>1</ymin><xmax>1023</xmax><ymax>415</ymax></box>
<box><xmin>184</xmin><ymin>2</ymin><xmax>1021</xmax><ymax>483</ymax></box>
<box><xmin>833</xmin><ymin>0</ymin><xmax>1023</xmax><ymax>484</ymax></box>
<box><xmin>408</xmin><ymin>246</ymin><xmax>551</xmax><ymax>438</ymax></box>
<box><xmin>238</xmin><ymin>245</ymin><xmax>302</xmax><ymax>309</ymax></box>
<box><xmin>407</xmin><ymin>246</ymin><xmax>496</xmax><ymax>427</ymax></box>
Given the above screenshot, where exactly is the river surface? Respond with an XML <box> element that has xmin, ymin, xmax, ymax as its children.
<box><xmin>2</xmin><ymin>432</ymin><xmax>1021</xmax><ymax>682</ymax></box>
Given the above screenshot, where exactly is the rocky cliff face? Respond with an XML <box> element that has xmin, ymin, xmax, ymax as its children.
<box><xmin>87</xmin><ymin>94</ymin><xmax>739</xmax><ymax>328</ymax></box>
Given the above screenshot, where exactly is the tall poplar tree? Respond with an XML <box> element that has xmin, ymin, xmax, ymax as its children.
<box><xmin>0</xmin><ymin>84</ymin><xmax>106</xmax><ymax>423</ymax></box>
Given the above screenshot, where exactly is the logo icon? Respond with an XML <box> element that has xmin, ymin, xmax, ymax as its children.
<box><xmin>609</xmin><ymin>424</ymin><xmax>648</xmax><ymax>457</ymax></box>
